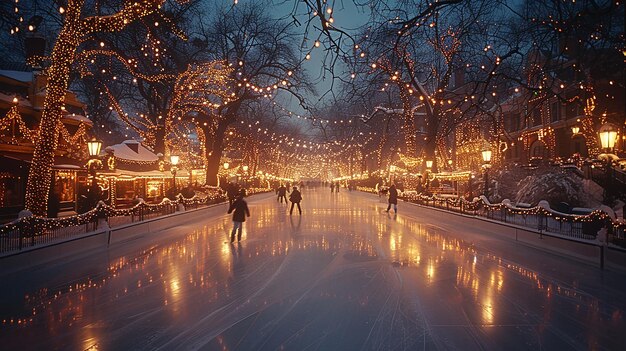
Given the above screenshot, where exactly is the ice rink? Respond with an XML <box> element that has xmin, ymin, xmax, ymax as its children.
<box><xmin>1</xmin><ymin>188</ymin><xmax>625</xmax><ymax>350</ymax></box>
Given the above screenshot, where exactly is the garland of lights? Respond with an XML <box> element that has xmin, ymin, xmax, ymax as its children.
<box><xmin>1</xmin><ymin>105</ymin><xmax>90</xmax><ymax>158</ymax></box>
<box><xmin>0</xmin><ymin>106</ymin><xmax>39</xmax><ymax>142</ymax></box>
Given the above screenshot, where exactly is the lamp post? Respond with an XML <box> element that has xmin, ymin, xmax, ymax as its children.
<box><xmin>599</xmin><ymin>123</ymin><xmax>618</xmax><ymax>204</ymax></box>
<box><xmin>86</xmin><ymin>138</ymin><xmax>103</xmax><ymax>211</ymax></box>
<box><xmin>170</xmin><ymin>154</ymin><xmax>179</xmax><ymax>195</ymax></box>
<box><xmin>87</xmin><ymin>138</ymin><xmax>102</xmax><ymax>188</ymax></box>
<box><xmin>481</xmin><ymin>148</ymin><xmax>492</xmax><ymax>198</ymax></box>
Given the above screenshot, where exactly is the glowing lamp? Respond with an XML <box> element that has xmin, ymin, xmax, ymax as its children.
<box><xmin>170</xmin><ymin>155</ymin><xmax>180</xmax><ymax>166</ymax></box>
<box><xmin>481</xmin><ymin>149</ymin><xmax>492</xmax><ymax>163</ymax></box>
<box><xmin>223</xmin><ymin>162</ymin><xmax>229</xmax><ymax>169</ymax></box>
<box><xmin>243</xmin><ymin>165</ymin><xmax>249</xmax><ymax>172</ymax></box>
<box><xmin>571</xmin><ymin>126</ymin><xmax>580</xmax><ymax>135</ymax></box>
<box><xmin>425</xmin><ymin>160</ymin><xmax>433</xmax><ymax>169</ymax></box>
<box><xmin>87</xmin><ymin>139</ymin><xmax>102</xmax><ymax>158</ymax></box>
<box><xmin>598</xmin><ymin>124</ymin><xmax>618</xmax><ymax>150</ymax></box>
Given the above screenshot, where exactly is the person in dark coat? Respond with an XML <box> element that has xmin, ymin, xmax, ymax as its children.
<box><xmin>289</xmin><ymin>186</ymin><xmax>302</xmax><ymax>215</ymax></box>
<box><xmin>227</xmin><ymin>192</ymin><xmax>250</xmax><ymax>242</ymax></box>
<box><xmin>277</xmin><ymin>184</ymin><xmax>288</xmax><ymax>204</ymax></box>
<box><xmin>386</xmin><ymin>184</ymin><xmax>398</xmax><ymax>213</ymax></box>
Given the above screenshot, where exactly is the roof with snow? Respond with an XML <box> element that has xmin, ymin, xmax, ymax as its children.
<box><xmin>106</xmin><ymin>140</ymin><xmax>159</xmax><ymax>162</ymax></box>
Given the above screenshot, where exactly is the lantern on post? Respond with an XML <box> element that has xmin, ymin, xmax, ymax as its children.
<box><xmin>481</xmin><ymin>148</ymin><xmax>492</xmax><ymax>198</ymax></box>
<box><xmin>170</xmin><ymin>155</ymin><xmax>180</xmax><ymax>195</ymax></box>
<box><xmin>598</xmin><ymin>123</ymin><xmax>618</xmax><ymax>204</ymax></box>
<box><xmin>86</xmin><ymin>138</ymin><xmax>102</xmax><ymax>188</ymax></box>
<box><xmin>85</xmin><ymin>138</ymin><xmax>103</xmax><ymax>211</ymax></box>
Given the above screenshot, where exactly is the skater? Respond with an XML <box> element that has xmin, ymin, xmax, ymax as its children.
<box><xmin>330</xmin><ymin>182</ymin><xmax>334</xmax><ymax>193</ymax></box>
<box><xmin>277</xmin><ymin>184</ymin><xmax>288</xmax><ymax>204</ymax></box>
<box><xmin>289</xmin><ymin>186</ymin><xmax>302</xmax><ymax>215</ymax></box>
<box><xmin>386</xmin><ymin>184</ymin><xmax>398</xmax><ymax>213</ymax></box>
<box><xmin>227</xmin><ymin>192</ymin><xmax>250</xmax><ymax>242</ymax></box>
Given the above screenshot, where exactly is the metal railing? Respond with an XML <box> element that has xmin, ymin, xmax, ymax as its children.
<box><xmin>404</xmin><ymin>192</ymin><xmax>625</xmax><ymax>248</ymax></box>
<box><xmin>357</xmin><ymin>186</ymin><xmax>626</xmax><ymax>249</ymax></box>
<box><xmin>0</xmin><ymin>191</ymin><xmax>227</xmax><ymax>255</ymax></box>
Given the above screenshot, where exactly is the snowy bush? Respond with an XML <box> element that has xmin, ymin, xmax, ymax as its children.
<box><xmin>495</xmin><ymin>165</ymin><xmax>601</xmax><ymax>209</ymax></box>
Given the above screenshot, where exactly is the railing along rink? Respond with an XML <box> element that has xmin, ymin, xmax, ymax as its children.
<box><xmin>0</xmin><ymin>191</ymin><xmax>228</xmax><ymax>255</ymax></box>
<box><xmin>358</xmin><ymin>186</ymin><xmax>625</xmax><ymax>248</ymax></box>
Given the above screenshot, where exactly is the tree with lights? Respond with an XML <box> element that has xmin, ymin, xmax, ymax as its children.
<box><xmin>164</xmin><ymin>60</ymin><xmax>233</xmax><ymax>185</ymax></box>
<box><xmin>342</xmin><ymin>0</ymin><xmax>511</xmax><ymax>173</ymax></box>
<box><xmin>6</xmin><ymin>0</ymin><xmax>186</xmax><ymax>216</ymax></box>
<box><xmin>194</xmin><ymin>3</ymin><xmax>312</xmax><ymax>186</ymax></box>
<box><xmin>77</xmin><ymin>0</ymin><xmax>204</xmax><ymax>149</ymax></box>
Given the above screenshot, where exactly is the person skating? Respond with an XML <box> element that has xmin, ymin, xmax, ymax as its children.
<box><xmin>227</xmin><ymin>192</ymin><xmax>250</xmax><ymax>242</ymax></box>
<box><xmin>289</xmin><ymin>186</ymin><xmax>302</xmax><ymax>215</ymax></box>
<box><xmin>386</xmin><ymin>184</ymin><xmax>398</xmax><ymax>213</ymax></box>
<box><xmin>277</xmin><ymin>184</ymin><xmax>288</xmax><ymax>204</ymax></box>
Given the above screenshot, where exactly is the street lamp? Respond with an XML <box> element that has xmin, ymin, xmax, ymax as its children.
<box><xmin>481</xmin><ymin>148</ymin><xmax>492</xmax><ymax>198</ymax></box>
<box><xmin>223</xmin><ymin>162</ymin><xmax>229</xmax><ymax>170</ymax></box>
<box><xmin>598</xmin><ymin>123</ymin><xmax>618</xmax><ymax>204</ymax></box>
<box><xmin>87</xmin><ymin>138</ymin><xmax>102</xmax><ymax>159</ymax></box>
<box><xmin>571</xmin><ymin>125</ymin><xmax>580</xmax><ymax>135</ymax></box>
<box><xmin>170</xmin><ymin>154</ymin><xmax>179</xmax><ymax>195</ymax></box>
<box><xmin>599</xmin><ymin>123</ymin><xmax>618</xmax><ymax>151</ymax></box>
<box><xmin>87</xmin><ymin>138</ymin><xmax>102</xmax><ymax>188</ymax></box>
<box><xmin>85</xmin><ymin>138</ymin><xmax>103</xmax><ymax>210</ymax></box>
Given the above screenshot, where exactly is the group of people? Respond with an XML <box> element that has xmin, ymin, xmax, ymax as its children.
<box><xmin>227</xmin><ymin>183</ymin><xmax>302</xmax><ymax>243</ymax></box>
<box><xmin>227</xmin><ymin>181</ymin><xmax>399</xmax><ymax>244</ymax></box>
<box><xmin>276</xmin><ymin>184</ymin><xmax>302</xmax><ymax>215</ymax></box>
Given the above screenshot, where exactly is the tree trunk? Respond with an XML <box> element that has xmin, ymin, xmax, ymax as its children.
<box><xmin>400</xmin><ymin>86</ymin><xmax>417</xmax><ymax>156</ymax></box>
<box><xmin>25</xmin><ymin>8</ymin><xmax>84</xmax><ymax>216</ymax></box>
<box><xmin>204</xmin><ymin>122</ymin><xmax>229</xmax><ymax>186</ymax></box>
<box><xmin>205</xmin><ymin>152</ymin><xmax>221</xmax><ymax>186</ymax></box>
<box><xmin>423</xmin><ymin>107</ymin><xmax>440</xmax><ymax>173</ymax></box>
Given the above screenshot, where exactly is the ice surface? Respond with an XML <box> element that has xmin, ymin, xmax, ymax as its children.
<box><xmin>0</xmin><ymin>189</ymin><xmax>625</xmax><ymax>350</ymax></box>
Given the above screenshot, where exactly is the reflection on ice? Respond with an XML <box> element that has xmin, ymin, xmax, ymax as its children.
<box><xmin>0</xmin><ymin>190</ymin><xmax>624</xmax><ymax>350</ymax></box>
